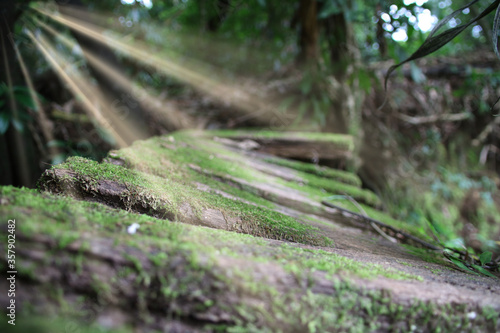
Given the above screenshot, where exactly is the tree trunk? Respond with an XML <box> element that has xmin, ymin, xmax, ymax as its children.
<box><xmin>206</xmin><ymin>0</ymin><xmax>231</xmax><ymax>32</ymax></box>
<box><xmin>321</xmin><ymin>7</ymin><xmax>362</xmax><ymax>145</ymax></box>
<box><xmin>323</xmin><ymin>12</ymin><xmax>351</xmax><ymax>77</ymax></box>
<box><xmin>296</xmin><ymin>0</ymin><xmax>320</xmax><ymax>66</ymax></box>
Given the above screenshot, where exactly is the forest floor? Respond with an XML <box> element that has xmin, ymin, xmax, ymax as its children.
<box><xmin>1</xmin><ymin>129</ymin><xmax>499</xmax><ymax>332</ymax></box>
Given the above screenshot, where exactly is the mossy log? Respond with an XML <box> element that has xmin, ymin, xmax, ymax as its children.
<box><xmin>1</xmin><ymin>130</ymin><xmax>500</xmax><ymax>332</ymax></box>
<box><xmin>211</xmin><ymin>130</ymin><xmax>354</xmax><ymax>162</ymax></box>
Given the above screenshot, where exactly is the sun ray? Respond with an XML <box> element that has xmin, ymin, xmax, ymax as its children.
<box><xmin>33</xmin><ymin>5</ymin><xmax>293</xmax><ymax>127</ymax></box>
<box><xmin>26</xmin><ymin>29</ymin><xmax>131</xmax><ymax>148</ymax></box>
<box><xmin>10</xmin><ymin>26</ymin><xmax>60</xmax><ymax>161</ymax></box>
<box><xmin>32</xmin><ymin>16</ymin><xmax>193</xmax><ymax>130</ymax></box>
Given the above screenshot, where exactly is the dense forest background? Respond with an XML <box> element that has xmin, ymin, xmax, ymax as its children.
<box><xmin>1</xmin><ymin>0</ymin><xmax>499</xmax><ymax>261</ymax></box>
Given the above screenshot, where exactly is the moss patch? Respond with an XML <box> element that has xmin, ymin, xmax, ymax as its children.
<box><xmin>263</xmin><ymin>155</ymin><xmax>361</xmax><ymax>186</ymax></box>
<box><xmin>209</xmin><ymin>129</ymin><xmax>354</xmax><ymax>148</ymax></box>
<box><xmin>41</xmin><ymin>154</ymin><xmax>330</xmax><ymax>246</ymax></box>
<box><xmin>39</xmin><ymin>130</ymin><xmax>441</xmax><ymax>252</ymax></box>
<box><xmin>282</xmin><ymin>167</ymin><xmax>381</xmax><ymax>207</ymax></box>
<box><xmin>2</xmin><ymin>186</ymin><xmax>418</xmax><ymax>282</ymax></box>
<box><xmin>229</xmin><ymin>281</ymin><xmax>498</xmax><ymax>333</ymax></box>
<box><xmin>276</xmin><ymin>244</ymin><xmax>422</xmax><ymax>281</ymax></box>
<box><xmin>0</xmin><ymin>315</ymin><xmax>132</xmax><ymax>333</ymax></box>
<box><xmin>2</xmin><ymin>186</ymin><xmax>498</xmax><ymax>332</ymax></box>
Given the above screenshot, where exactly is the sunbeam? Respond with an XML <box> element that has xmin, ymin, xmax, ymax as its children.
<box><xmin>26</xmin><ymin>29</ymin><xmax>132</xmax><ymax>148</ymax></box>
<box><xmin>32</xmin><ymin>16</ymin><xmax>193</xmax><ymax>130</ymax></box>
<box><xmin>33</xmin><ymin>5</ymin><xmax>293</xmax><ymax>127</ymax></box>
<box><xmin>10</xmin><ymin>26</ymin><xmax>59</xmax><ymax>161</ymax></box>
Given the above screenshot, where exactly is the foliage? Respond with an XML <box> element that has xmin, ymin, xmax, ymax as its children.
<box><xmin>385</xmin><ymin>163</ymin><xmax>500</xmax><ymax>277</ymax></box>
<box><xmin>385</xmin><ymin>0</ymin><xmax>500</xmax><ymax>88</ymax></box>
<box><xmin>0</xmin><ymin>83</ymin><xmax>41</xmax><ymax>134</ymax></box>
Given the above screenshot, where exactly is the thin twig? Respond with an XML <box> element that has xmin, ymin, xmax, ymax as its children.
<box><xmin>473</xmin><ymin>115</ymin><xmax>500</xmax><ymax>146</ymax></box>
<box><xmin>321</xmin><ymin>199</ymin><xmax>441</xmax><ymax>250</ymax></box>
<box><xmin>342</xmin><ymin>194</ymin><xmax>398</xmax><ymax>244</ymax></box>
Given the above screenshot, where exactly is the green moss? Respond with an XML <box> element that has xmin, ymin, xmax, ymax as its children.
<box><xmin>396</xmin><ymin>260</ymin><xmax>415</xmax><ymax>267</ymax></box>
<box><xmin>44</xmin><ymin>147</ymin><xmax>328</xmax><ymax>246</ymax></box>
<box><xmin>209</xmin><ymin>129</ymin><xmax>354</xmax><ymax>148</ymax></box>
<box><xmin>430</xmin><ymin>268</ymin><xmax>443</xmax><ymax>275</ymax></box>
<box><xmin>204</xmin><ymin>190</ymin><xmax>332</xmax><ymax>246</ymax></box>
<box><xmin>106</xmin><ymin>133</ymin><xmax>281</xmax><ymax>211</ymax></box>
<box><xmin>278</xmin><ymin>244</ymin><xmax>422</xmax><ymax>281</ymax></box>
<box><xmin>15</xmin><ymin>128</ymin><xmax>498</xmax><ymax>331</ymax></box>
<box><xmin>402</xmin><ymin>245</ymin><xmax>451</xmax><ymax>267</ymax></box>
<box><xmin>0</xmin><ymin>315</ymin><xmax>132</xmax><ymax>333</ymax></box>
<box><xmin>1</xmin><ymin>186</ymin><xmax>182</xmax><ymax>248</ymax></box>
<box><xmin>180</xmin><ymin>229</ymin><xmax>420</xmax><ymax>282</ymax></box>
<box><xmin>2</xmin><ymin>186</ymin><xmax>498</xmax><ymax>332</ymax></box>
<box><xmin>47</xmin><ymin>132</ymin><xmax>434</xmax><ymax>248</ymax></box>
<box><xmin>2</xmin><ymin>186</ymin><xmax>413</xmax><ymax>282</ymax></box>
<box><xmin>115</xmin><ymin>132</ymin><xmax>268</xmax><ymax>185</ymax></box>
<box><xmin>1</xmin><ymin>186</ymin><xmax>223</xmax><ymax>325</ymax></box>
<box><xmin>55</xmin><ymin>156</ymin><xmax>142</xmax><ymax>186</ymax></box>
<box><xmin>228</xmin><ymin>275</ymin><xmax>498</xmax><ymax>333</ymax></box>
<box><xmin>281</xmin><ymin>167</ymin><xmax>380</xmax><ymax>207</ymax></box>
<box><xmin>73</xmin><ymin>132</ymin><xmax>381</xmax><ymax>245</ymax></box>
<box><xmin>263</xmin><ymin>156</ymin><xmax>361</xmax><ymax>186</ymax></box>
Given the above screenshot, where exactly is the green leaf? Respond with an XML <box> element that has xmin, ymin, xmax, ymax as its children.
<box><xmin>449</xmin><ymin>257</ymin><xmax>479</xmax><ymax>275</ymax></box>
<box><xmin>471</xmin><ymin>264</ymin><xmax>497</xmax><ymax>278</ymax></box>
<box><xmin>13</xmin><ymin>87</ymin><xmax>38</xmax><ymax>111</ymax></box>
<box><xmin>444</xmin><ymin>238</ymin><xmax>465</xmax><ymax>250</ymax></box>
<box><xmin>428</xmin><ymin>0</ymin><xmax>481</xmax><ymax>39</ymax></box>
<box><xmin>479</xmin><ymin>251</ymin><xmax>493</xmax><ymax>266</ymax></box>
<box><xmin>385</xmin><ymin>0</ymin><xmax>500</xmax><ymax>91</ymax></box>
<box><xmin>0</xmin><ymin>112</ymin><xmax>10</xmax><ymax>134</ymax></box>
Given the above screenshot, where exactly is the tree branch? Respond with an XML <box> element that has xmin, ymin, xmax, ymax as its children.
<box><xmin>394</xmin><ymin>112</ymin><xmax>470</xmax><ymax>125</ymax></box>
<box><xmin>473</xmin><ymin>115</ymin><xmax>500</xmax><ymax>146</ymax></box>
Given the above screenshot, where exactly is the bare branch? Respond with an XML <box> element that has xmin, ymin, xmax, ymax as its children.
<box><xmin>394</xmin><ymin>112</ymin><xmax>470</xmax><ymax>125</ymax></box>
